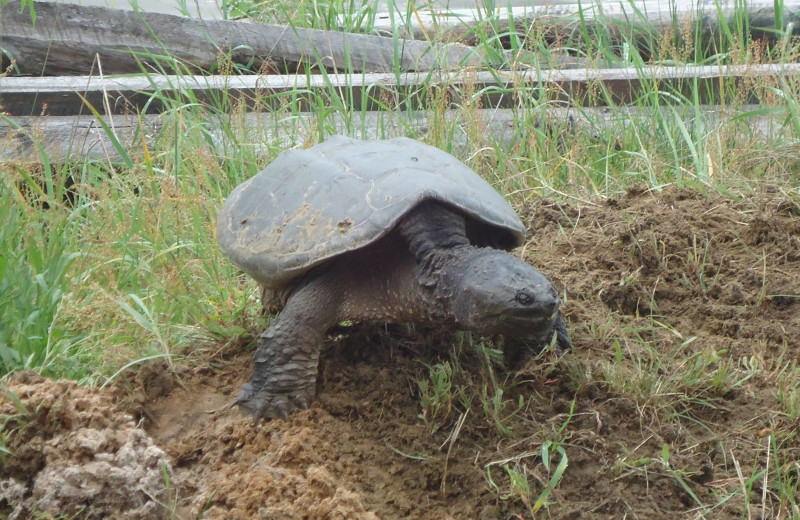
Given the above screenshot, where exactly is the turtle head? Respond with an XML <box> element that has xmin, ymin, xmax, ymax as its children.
<box><xmin>451</xmin><ymin>250</ymin><xmax>561</xmax><ymax>346</ymax></box>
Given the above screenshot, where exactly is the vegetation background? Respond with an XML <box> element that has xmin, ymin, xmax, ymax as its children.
<box><xmin>1</xmin><ymin>0</ymin><xmax>799</xmax><ymax>517</ymax></box>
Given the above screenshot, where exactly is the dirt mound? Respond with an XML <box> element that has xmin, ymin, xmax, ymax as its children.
<box><xmin>2</xmin><ymin>187</ymin><xmax>798</xmax><ymax>519</ymax></box>
<box><xmin>143</xmin><ymin>375</ymin><xmax>383</xmax><ymax>520</ymax></box>
<box><xmin>533</xmin><ymin>185</ymin><xmax>800</xmax><ymax>360</ymax></box>
<box><xmin>0</xmin><ymin>372</ymin><xmax>172</xmax><ymax>519</ymax></box>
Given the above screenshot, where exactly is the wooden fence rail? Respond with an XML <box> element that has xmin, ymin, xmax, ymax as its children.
<box><xmin>1</xmin><ymin>105</ymin><xmax>788</xmax><ymax>163</ymax></box>
<box><xmin>2</xmin><ymin>63</ymin><xmax>798</xmax><ymax>117</ymax></box>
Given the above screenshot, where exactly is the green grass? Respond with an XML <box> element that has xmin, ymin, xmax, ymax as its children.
<box><xmin>0</xmin><ymin>168</ymin><xmax>85</xmax><ymax>378</ymax></box>
<box><xmin>2</xmin><ymin>0</ymin><xmax>800</xmax><ymax>517</ymax></box>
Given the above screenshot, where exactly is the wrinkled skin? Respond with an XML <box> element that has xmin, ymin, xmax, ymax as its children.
<box><xmin>236</xmin><ymin>202</ymin><xmax>571</xmax><ymax>421</ymax></box>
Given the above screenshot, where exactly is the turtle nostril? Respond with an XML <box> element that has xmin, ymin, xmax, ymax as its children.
<box><xmin>515</xmin><ymin>291</ymin><xmax>535</xmax><ymax>306</ymax></box>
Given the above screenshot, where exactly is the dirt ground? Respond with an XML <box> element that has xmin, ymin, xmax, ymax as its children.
<box><xmin>2</xmin><ymin>186</ymin><xmax>799</xmax><ymax>519</ymax></box>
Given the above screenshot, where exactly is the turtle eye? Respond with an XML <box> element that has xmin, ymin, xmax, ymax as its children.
<box><xmin>515</xmin><ymin>291</ymin><xmax>535</xmax><ymax>306</ymax></box>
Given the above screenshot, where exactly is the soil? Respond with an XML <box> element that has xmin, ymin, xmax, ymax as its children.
<box><xmin>2</xmin><ymin>186</ymin><xmax>799</xmax><ymax>519</ymax></box>
<box><xmin>0</xmin><ymin>372</ymin><xmax>172</xmax><ymax>519</ymax></box>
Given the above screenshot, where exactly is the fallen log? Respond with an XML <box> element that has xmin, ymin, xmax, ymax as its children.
<box><xmin>0</xmin><ymin>0</ymin><xmax>476</xmax><ymax>76</ymax></box>
<box><xmin>371</xmin><ymin>0</ymin><xmax>800</xmax><ymax>41</ymax></box>
<box><xmin>1</xmin><ymin>63</ymin><xmax>798</xmax><ymax>116</ymax></box>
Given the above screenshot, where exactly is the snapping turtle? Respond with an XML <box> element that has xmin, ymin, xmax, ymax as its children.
<box><xmin>217</xmin><ymin>136</ymin><xmax>571</xmax><ymax>420</ymax></box>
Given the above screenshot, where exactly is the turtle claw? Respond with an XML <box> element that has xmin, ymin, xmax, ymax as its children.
<box><xmin>553</xmin><ymin>313</ymin><xmax>572</xmax><ymax>355</ymax></box>
<box><xmin>234</xmin><ymin>383</ymin><xmax>314</xmax><ymax>422</ymax></box>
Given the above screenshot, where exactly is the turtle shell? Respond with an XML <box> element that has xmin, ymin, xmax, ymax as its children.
<box><xmin>216</xmin><ymin>136</ymin><xmax>526</xmax><ymax>288</ymax></box>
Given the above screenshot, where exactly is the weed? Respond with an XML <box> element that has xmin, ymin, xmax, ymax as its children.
<box><xmin>0</xmin><ymin>389</ymin><xmax>29</xmax><ymax>461</ymax></box>
<box><xmin>417</xmin><ymin>361</ymin><xmax>454</xmax><ymax>432</ymax></box>
<box><xmin>473</xmin><ymin>341</ymin><xmax>524</xmax><ymax>437</ymax></box>
<box><xmin>775</xmin><ymin>359</ymin><xmax>800</xmax><ymax>419</ymax></box>
<box><xmin>486</xmin><ymin>439</ymin><xmax>569</xmax><ymax>516</ymax></box>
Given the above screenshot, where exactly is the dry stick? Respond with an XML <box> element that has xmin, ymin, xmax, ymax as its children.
<box><xmin>440</xmin><ymin>410</ymin><xmax>469</xmax><ymax>499</ymax></box>
<box><xmin>762</xmin><ymin>434</ymin><xmax>770</xmax><ymax>520</ymax></box>
<box><xmin>730</xmin><ymin>449</ymin><xmax>752</xmax><ymax>520</ymax></box>
<box><xmin>94</xmin><ymin>55</ymin><xmax>117</xmax><ymax>140</ymax></box>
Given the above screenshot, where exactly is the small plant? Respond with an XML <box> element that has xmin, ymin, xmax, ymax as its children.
<box><xmin>417</xmin><ymin>361</ymin><xmax>454</xmax><ymax>432</ymax></box>
<box><xmin>679</xmin><ymin>234</ymin><xmax>722</xmax><ymax>296</ymax></box>
<box><xmin>472</xmin><ymin>341</ymin><xmax>524</xmax><ymax>437</ymax></box>
<box><xmin>0</xmin><ymin>389</ymin><xmax>30</xmax><ymax>461</ymax></box>
<box><xmin>658</xmin><ymin>443</ymin><xmax>707</xmax><ymax>511</ymax></box>
<box><xmin>486</xmin><ymin>440</ymin><xmax>569</xmax><ymax>516</ymax></box>
<box><xmin>502</xmin><ymin>464</ymin><xmax>534</xmax><ymax>515</ymax></box>
<box><xmin>775</xmin><ymin>359</ymin><xmax>800</xmax><ymax>419</ymax></box>
<box><xmin>480</xmin><ymin>385</ymin><xmax>524</xmax><ymax>438</ymax></box>
<box><xmin>766</xmin><ymin>434</ymin><xmax>800</xmax><ymax>516</ymax></box>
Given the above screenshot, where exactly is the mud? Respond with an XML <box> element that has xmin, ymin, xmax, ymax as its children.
<box><xmin>0</xmin><ymin>372</ymin><xmax>172</xmax><ymax>519</ymax></box>
<box><xmin>2</xmin><ymin>187</ymin><xmax>799</xmax><ymax>519</ymax></box>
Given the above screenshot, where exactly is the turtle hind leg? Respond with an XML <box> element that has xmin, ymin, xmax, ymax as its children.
<box><xmin>236</xmin><ymin>276</ymin><xmax>339</xmax><ymax>421</ymax></box>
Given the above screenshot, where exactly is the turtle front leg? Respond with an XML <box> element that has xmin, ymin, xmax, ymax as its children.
<box><xmin>236</xmin><ymin>278</ymin><xmax>338</xmax><ymax>421</ymax></box>
<box><xmin>235</xmin><ymin>320</ymin><xmax>323</xmax><ymax>420</ymax></box>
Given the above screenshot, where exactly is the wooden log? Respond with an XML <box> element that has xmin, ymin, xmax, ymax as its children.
<box><xmin>371</xmin><ymin>0</ymin><xmax>800</xmax><ymax>41</ymax></box>
<box><xmin>0</xmin><ymin>105</ymin><xmax>787</xmax><ymax>163</ymax></box>
<box><xmin>2</xmin><ymin>63</ymin><xmax>799</xmax><ymax>116</ymax></box>
<box><xmin>0</xmin><ymin>0</ymin><xmax>476</xmax><ymax>76</ymax></box>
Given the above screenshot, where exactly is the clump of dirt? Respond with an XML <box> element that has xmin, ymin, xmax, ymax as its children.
<box><xmin>3</xmin><ymin>187</ymin><xmax>799</xmax><ymax>519</ymax></box>
<box><xmin>0</xmin><ymin>372</ymin><xmax>172</xmax><ymax>519</ymax></box>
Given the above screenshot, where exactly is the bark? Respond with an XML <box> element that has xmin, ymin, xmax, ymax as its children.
<box><xmin>0</xmin><ymin>0</ymin><xmax>477</xmax><ymax>75</ymax></box>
